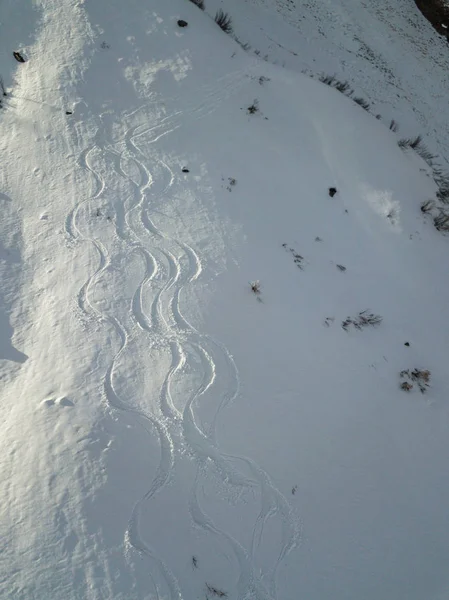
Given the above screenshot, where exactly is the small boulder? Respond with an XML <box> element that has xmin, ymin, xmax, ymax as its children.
<box><xmin>328</xmin><ymin>187</ymin><xmax>337</xmax><ymax>198</ymax></box>
<box><xmin>177</xmin><ymin>20</ymin><xmax>188</xmax><ymax>27</ymax></box>
<box><xmin>182</xmin><ymin>167</ymin><xmax>190</xmax><ymax>173</ymax></box>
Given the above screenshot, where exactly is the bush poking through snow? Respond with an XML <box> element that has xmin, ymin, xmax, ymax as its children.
<box><xmin>353</xmin><ymin>96</ymin><xmax>370</xmax><ymax>111</ymax></box>
<box><xmin>319</xmin><ymin>74</ymin><xmax>353</xmax><ymax>97</ymax></box>
<box><xmin>247</xmin><ymin>99</ymin><xmax>259</xmax><ymax>114</ymax></box>
<box><xmin>250</xmin><ymin>280</ymin><xmax>261</xmax><ymax>295</ymax></box>
<box><xmin>342</xmin><ymin>310</ymin><xmax>382</xmax><ymax>331</ymax></box>
<box><xmin>328</xmin><ymin>187</ymin><xmax>337</xmax><ymax>197</ymax></box>
<box><xmin>206</xmin><ymin>583</ymin><xmax>228</xmax><ymax>598</ymax></box>
<box><xmin>421</xmin><ymin>200</ymin><xmax>435</xmax><ymax>213</ymax></box>
<box><xmin>336</xmin><ymin>264</ymin><xmax>346</xmax><ymax>272</ymax></box>
<box><xmin>400</xmin><ymin>369</ymin><xmax>431</xmax><ymax>393</ymax></box>
<box><xmin>398</xmin><ymin>135</ymin><xmax>422</xmax><ymax>150</ymax></box>
<box><xmin>434</xmin><ymin>171</ymin><xmax>449</xmax><ymax>204</ymax></box>
<box><xmin>215</xmin><ymin>10</ymin><xmax>233</xmax><ymax>34</ymax></box>
<box><xmin>188</xmin><ymin>0</ymin><xmax>205</xmax><ymax>9</ymax></box>
<box><xmin>434</xmin><ymin>210</ymin><xmax>449</xmax><ymax>231</ymax></box>
<box><xmin>389</xmin><ymin>119</ymin><xmax>399</xmax><ymax>132</ymax></box>
<box><xmin>234</xmin><ymin>37</ymin><xmax>251</xmax><ymax>51</ymax></box>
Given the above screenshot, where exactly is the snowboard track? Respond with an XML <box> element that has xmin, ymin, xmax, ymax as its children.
<box><xmin>68</xmin><ymin>65</ymin><xmax>299</xmax><ymax>599</ymax></box>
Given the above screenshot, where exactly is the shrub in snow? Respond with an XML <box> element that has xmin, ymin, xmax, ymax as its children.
<box><xmin>319</xmin><ymin>74</ymin><xmax>353</xmax><ymax>97</ymax></box>
<box><xmin>434</xmin><ymin>210</ymin><xmax>449</xmax><ymax>231</ymax></box>
<box><xmin>400</xmin><ymin>369</ymin><xmax>431</xmax><ymax>393</ymax></box>
<box><xmin>398</xmin><ymin>135</ymin><xmax>422</xmax><ymax>151</ymax></box>
<box><xmin>206</xmin><ymin>583</ymin><xmax>227</xmax><ymax>597</ymax></box>
<box><xmin>328</xmin><ymin>187</ymin><xmax>337</xmax><ymax>197</ymax></box>
<box><xmin>247</xmin><ymin>99</ymin><xmax>259</xmax><ymax>114</ymax></box>
<box><xmin>215</xmin><ymin>10</ymin><xmax>233</xmax><ymax>34</ymax></box>
<box><xmin>250</xmin><ymin>281</ymin><xmax>261</xmax><ymax>294</ymax></box>
<box><xmin>421</xmin><ymin>200</ymin><xmax>435</xmax><ymax>213</ymax></box>
<box><xmin>353</xmin><ymin>96</ymin><xmax>370</xmax><ymax>111</ymax></box>
<box><xmin>435</xmin><ymin>172</ymin><xmax>449</xmax><ymax>204</ymax></box>
<box><xmin>389</xmin><ymin>119</ymin><xmax>399</xmax><ymax>132</ymax></box>
<box><xmin>188</xmin><ymin>0</ymin><xmax>205</xmax><ymax>9</ymax></box>
<box><xmin>342</xmin><ymin>310</ymin><xmax>382</xmax><ymax>331</ymax></box>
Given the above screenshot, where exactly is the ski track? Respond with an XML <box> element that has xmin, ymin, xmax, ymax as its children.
<box><xmin>66</xmin><ymin>60</ymin><xmax>298</xmax><ymax>599</ymax></box>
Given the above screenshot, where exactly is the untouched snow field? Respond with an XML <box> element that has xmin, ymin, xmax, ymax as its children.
<box><xmin>2</xmin><ymin>0</ymin><xmax>449</xmax><ymax>598</ymax></box>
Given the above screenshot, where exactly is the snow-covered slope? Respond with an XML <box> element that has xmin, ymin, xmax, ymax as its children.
<box><xmin>1</xmin><ymin>1</ymin><xmax>449</xmax><ymax>599</ymax></box>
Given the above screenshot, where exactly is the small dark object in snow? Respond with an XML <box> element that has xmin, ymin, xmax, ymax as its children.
<box><xmin>13</xmin><ymin>51</ymin><xmax>26</xmax><ymax>63</ymax></box>
<box><xmin>250</xmin><ymin>281</ymin><xmax>261</xmax><ymax>294</ymax></box>
<box><xmin>182</xmin><ymin>167</ymin><xmax>190</xmax><ymax>173</ymax></box>
<box><xmin>247</xmin><ymin>99</ymin><xmax>259</xmax><ymax>114</ymax></box>
<box><xmin>404</xmin><ymin>342</ymin><xmax>410</xmax><ymax>347</ymax></box>
<box><xmin>177</xmin><ymin>20</ymin><xmax>188</xmax><ymax>27</ymax></box>
<box><xmin>328</xmin><ymin>187</ymin><xmax>337</xmax><ymax>197</ymax></box>
<box><xmin>336</xmin><ymin>264</ymin><xmax>346</xmax><ymax>272</ymax></box>
<box><xmin>66</xmin><ymin>111</ymin><xmax>73</xmax><ymax>115</ymax></box>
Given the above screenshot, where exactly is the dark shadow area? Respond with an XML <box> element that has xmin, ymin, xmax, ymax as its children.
<box><xmin>415</xmin><ymin>0</ymin><xmax>449</xmax><ymax>36</ymax></box>
<box><xmin>0</xmin><ymin>199</ymin><xmax>28</xmax><ymax>364</ymax></box>
<box><xmin>0</xmin><ymin>305</ymin><xmax>28</xmax><ymax>363</ymax></box>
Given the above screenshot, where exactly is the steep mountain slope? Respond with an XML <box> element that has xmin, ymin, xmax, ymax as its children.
<box><xmin>1</xmin><ymin>1</ymin><xmax>449</xmax><ymax>599</ymax></box>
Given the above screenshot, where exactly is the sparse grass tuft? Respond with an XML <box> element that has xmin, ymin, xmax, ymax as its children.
<box><xmin>421</xmin><ymin>199</ymin><xmax>435</xmax><ymax>213</ymax></box>
<box><xmin>342</xmin><ymin>310</ymin><xmax>382</xmax><ymax>331</ymax></box>
<box><xmin>189</xmin><ymin>0</ymin><xmax>205</xmax><ymax>9</ymax></box>
<box><xmin>215</xmin><ymin>9</ymin><xmax>233</xmax><ymax>34</ymax></box>
<box><xmin>400</xmin><ymin>369</ymin><xmax>431</xmax><ymax>393</ymax></box>
<box><xmin>234</xmin><ymin>37</ymin><xmax>251</xmax><ymax>51</ymax></box>
<box><xmin>435</xmin><ymin>172</ymin><xmax>449</xmax><ymax>204</ymax></box>
<box><xmin>389</xmin><ymin>119</ymin><xmax>399</xmax><ymax>132</ymax></box>
<box><xmin>398</xmin><ymin>135</ymin><xmax>421</xmax><ymax>150</ymax></box>
<box><xmin>250</xmin><ymin>280</ymin><xmax>261</xmax><ymax>294</ymax></box>
<box><xmin>247</xmin><ymin>99</ymin><xmax>259</xmax><ymax>114</ymax></box>
<box><xmin>353</xmin><ymin>96</ymin><xmax>370</xmax><ymax>111</ymax></box>
<box><xmin>319</xmin><ymin>74</ymin><xmax>353</xmax><ymax>97</ymax></box>
<box><xmin>206</xmin><ymin>583</ymin><xmax>228</xmax><ymax>598</ymax></box>
<box><xmin>434</xmin><ymin>210</ymin><xmax>449</xmax><ymax>231</ymax></box>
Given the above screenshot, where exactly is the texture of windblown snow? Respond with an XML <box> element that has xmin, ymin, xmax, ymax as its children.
<box><xmin>1</xmin><ymin>0</ymin><xmax>449</xmax><ymax>599</ymax></box>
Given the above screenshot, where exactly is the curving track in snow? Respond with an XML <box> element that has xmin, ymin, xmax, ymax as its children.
<box><xmin>66</xmin><ymin>65</ymin><xmax>299</xmax><ymax>599</ymax></box>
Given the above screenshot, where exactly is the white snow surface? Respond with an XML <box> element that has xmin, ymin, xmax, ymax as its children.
<box><xmin>2</xmin><ymin>0</ymin><xmax>449</xmax><ymax>598</ymax></box>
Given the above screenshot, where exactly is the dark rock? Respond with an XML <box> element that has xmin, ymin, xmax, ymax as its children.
<box><xmin>182</xmin><ymin>167</ymin><xmax>190</xmax><ymax>173</ymax></box>
<box><xmin>177</xmin><ymin>20</ymin><xmax>188</xmax><ymax>27</ymax></box>
<box><xmin>66</xmin><ymin>111</ymin><xmax>73</xmax><ymax>115</ymax></box>
<box><xmin>13</xmin><ymin>51</ymin><xmax>26</xmax><ymax>63</ymax></box>
<box><xmin>328</xmin><ymin>187</ymin><xmax>337</xmax><ymax>197</ymax></box>
<box><xmin>404</xmin><ymin>342</ymin><xmax>410</xmax><ymax>347</ymax></box>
